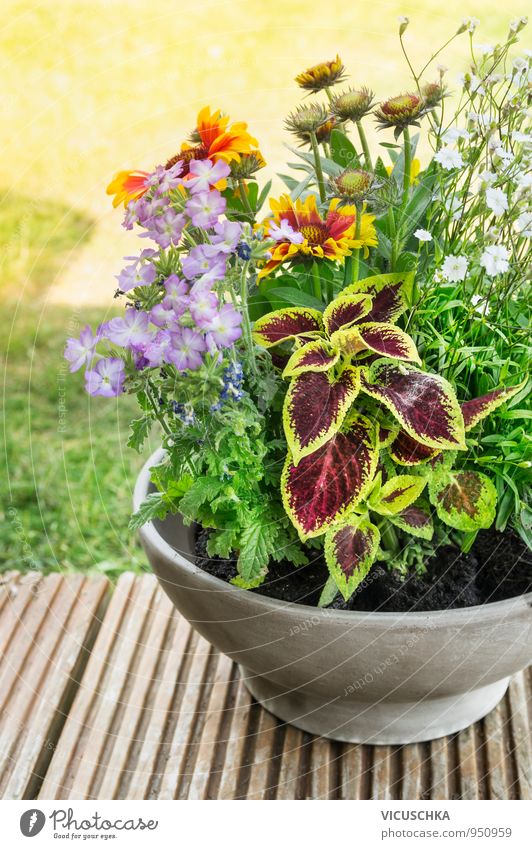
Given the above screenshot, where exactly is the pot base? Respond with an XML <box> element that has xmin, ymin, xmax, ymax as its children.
<box><xmin>241</xmin><ymin>668</ymin><xmax>510</xmax><ymax>744</ymax></box>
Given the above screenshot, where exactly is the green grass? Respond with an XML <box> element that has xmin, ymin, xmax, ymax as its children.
<box><xmin>1</xmin><ymin>303</ymin><xmax>156</xmax><ymax>575</ymax></box>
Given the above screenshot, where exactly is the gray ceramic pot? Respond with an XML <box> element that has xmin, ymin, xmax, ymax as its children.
<box><xmin>134</xmin><ymin>449</ymin><xmax>532</xmax><ymax>744</ymax></box>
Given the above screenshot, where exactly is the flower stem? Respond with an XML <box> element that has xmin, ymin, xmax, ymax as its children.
<box><xmin>352</xmin><ymin>203</ymin><xmax>362</xmax><ymax>282</ymax></box>
<box><xmin>310</xmin><ymin>131</ymin><xmax>327</xmax><ymax>202</ymax></box>
<box><xmin>356</xmin><ymin>120</ymin><xmax>372</xmax><ymax>170</ymax></box>
<box><xmin>402</xmin><ymin>125</ymin><xmax>412</xmax><ymax>209</ymax></box>
<box><xmin>238</xmin><ymin>180</ymin><xmax>254</xmax><ymax>221</ymax></box>
<box><xmin>240</xmin><ymin>260</ymin><xmax>257</xmax><ymax>376</ymax></box>
<box><xmin>311</xmin><ymin>262</ymin><xmax>322</xmax><ymax>300</ymax></box>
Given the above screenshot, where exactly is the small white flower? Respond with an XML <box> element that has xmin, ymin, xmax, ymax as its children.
<box><xmin>441</xmin><ymin>254</ymin><xmax>469</xmax><ymax>282</ymax></box>
<box><xmin>471</xmin><ymin>294</ymin><xmax>489</xmax><ymax>316</ymax></box>
<box><xmin>442</xmin><ymin>126</ymin><xmax>470</xmax><ymax>143</ymax></box>
<box><xmin>397</xmin><ymin>15</ymin><xmax>409</xmax><ymax>24</ymax></box>
<box><xmin>463</xmin><ymin>16</ymin><xmax>480</xmax><ymax>33</ymax></box>
<box><xmin>477</xmin><ymin>170</ymin><xmax>497</xmax><ymax>188</ymax></box>
<box><xmin>434</xmin><ymin>146</ymin><xmax>464</xmax><ymax>170</ymax></box>
<box><xmin>476</xmin><ymin>43</ymin><xmax>494</xmax><ymax>56</ymax></box>
<box><xmin>492</xmin><ymin>146</ymin><xmax>515</xmax><ymax>168</ymax></box>
<box><xmin>414</xmin><ymin>229</ymin><xmax>432</xmax><ymax>242</ymax></box>
<box><xmin>437</xmin><ymin>64</ymin><xmax>449</xmax><ymax>75</ymax></box>
<box><xmin>516</xmin><ymin>211</ymin><xmax>532</xmax><ymax>238</ymax></box>
<box><xmin>485</xmin><ymin>187</ymin><xmax>509</xmax><ymax>216</ymax></box>
<box><xmin>480</xmin><ymin>244</ymin><xmax>510</xmax><ymax>276</ymax></box>
<box><xmin>516</xmin><ymin>172</ymin><xmax>532</xmax><ymax>193</ymax></box>
<box><xmin>509</xmin><ymin>16</ymin><xmax>528</xmax><ymax>33</ymax></box>
<box><xmin>511</xmin><ymin>130</ymin><xmax>532</xmax><ymax>145</ymax></box>
<box><xmin>513</xmin><ymin>57</ymin><xmax>528</xmax><ymax>75</ymax></box>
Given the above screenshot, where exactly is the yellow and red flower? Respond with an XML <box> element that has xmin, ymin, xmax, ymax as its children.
<box><xmin>107</xmin><ymin>106</ymin><xmax>261</xmax><ymax>207</ymax></box>
<box><xmin>260</xmin><ymin>194</ymin><xmax>377</xmax><ymax>276</ymax></box>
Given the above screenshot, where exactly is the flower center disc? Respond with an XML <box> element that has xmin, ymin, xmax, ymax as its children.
<box><xmin>300</xmin><ymin>223</ymin><xmax>327</xmax><ymax>245</ymax></box>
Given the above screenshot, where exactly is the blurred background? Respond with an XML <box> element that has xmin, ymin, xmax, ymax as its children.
<box><xmin>1</xmin><ymin>0</ymin><xmax>529</xmax><ymax>575</ymax></box>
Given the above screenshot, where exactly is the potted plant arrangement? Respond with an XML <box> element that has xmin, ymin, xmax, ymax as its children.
<box><xmin>66</xmin><ymin>16</ymin><xmax>531</xmax><ymax>743</ymax></box>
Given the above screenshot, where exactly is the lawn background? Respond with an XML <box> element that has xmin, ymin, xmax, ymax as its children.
<box><xmin>1</xmin><ymin>0</ymin><xmax>529</xmax><ymax>574</ymax></box>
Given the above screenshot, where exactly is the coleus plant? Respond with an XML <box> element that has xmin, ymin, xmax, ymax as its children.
<box><xmin>253</xmin><ymin>272</ymin><xmax>524</xmax><ymax>601</ymax></box>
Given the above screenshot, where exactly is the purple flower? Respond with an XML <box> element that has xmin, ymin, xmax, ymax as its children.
<box><xmin>185</xmin><ymin>190</ymin><xmax>226</xmax><ymax>229</ymax></box>
<box><xmin>162</xmin><ymin>274</ymin><xmax>189</xmax><ymax>316</ymax></box>
<box><xmin>186</xmin><ymin>159</ymin><xmax>230</xmax><ymax>194</ymax></box>
<box><xmin>203</xmin><ymin>303</ymin><xmax>242</xmax><ymax>348</ymax></box>
<box><xmin>268</xmin><ymin>219</ymin><xmax>304</xmax><ymax>243</ymax></box>
<box><xmin>150</xmin><ymin>303</ymin><xmax>179</xmax><ymax>328</ymax></box>
<box><xmin>85</xmin><ymin>358</ymin><xmax>125</xmax><ymax>397</ymax></box>
<box><xmin>103</xmin><ymin>308</ymin><xmax>153</xmax><ymax>349</ymax></box>
<box><xmin>64</xmin><ymin>325</ymin><xmax>100</xmax><ymax>372</ymax></box>
<box><xmin>116</xmin><ymin>261</ymin><xmax>157</xmax><ymax>293</ymax></box>
<box><xmin>181</xmin><ymin>245</ymin><xmax>226</xmax><ymax>284</ymax></box>
<box><xmin>143</xmin><ymin>207</ymin><xmax>185</xmax><ymax>249</ymax></box>
<box><xmin>189</xmin><ymin>287</ymin><xmax>219</xmax><ymax>328</ymax></box>
<box><xmin>145</xmin><ymin>162</ymin><xmax>184</xmax><ymax>194</ymax></box>
<box><xmin>206</xmin><ymin>220</ymin><xmax>242</xmax><ymax>255</ymax></box>
<box><xmin>167</xmin><ymin>327</ymin><xmax>206</xmax><ymax>371</ymax></box>
<box><xmin>143</xmin><ymin>330</ymin><xmax>173</xmax><ymax>367</ymax></box>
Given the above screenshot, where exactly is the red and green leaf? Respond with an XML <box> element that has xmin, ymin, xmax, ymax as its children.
<box><xmin>322</xmin><ymin>293</ymin><xmax>372</xmax><ymax>335</ymax></box>
<box><xmin>283</xmin><ymin>339</ymin><xmax>339</xmax><ymax>378</ymax></box>
<box><xmin>343</xmin><ymin>272</ymin><xmax>414</xmax><ymax>324</ymax></box>
<box><xmin>281</xmin><ymin>414</ymin><xmax>378</xmax><ymax>538</ymax></box>
<box><xmin>389</xmin><ymin>429</ymin><xmax>440</xmax><ymax>465</ymax></box>
<box><xmin>324</xmin><ymin>516</ymin><xmax>380</xmax><ymax>601</ymax></box>
<box><xmin>253</xmin><ymin>307</ymin><xmax>324</xmax><ymax>348</ymax></box>
<box><xmin>388</xmin><ymin>501</ymin><xmax>434</xmax><ymax>540</ymax></box>
<box><xmin>283</xmin><ymin>367</ymin><xmax>361</xmax><ymax>463</ymax></box>
<box><xmin>361</xmin><ymin>360</ymin><xmax>466</xmax><ymax>451</ymax></box>
<box><xmin>377</xmin><ymin>424</ymin><xmax>398</xmax><ymax>449</ymax></box>
<box><xmin>351</xmin><ymin>322</ymin><xmax>421</xmax><ymax>363</ymax></box>
<box><xmin>369</xmin><ymin>474</ymin><xmax>427</xmax><ymax>516</ymax></box>
<box><xmin>461</xmin><ymin>380</ymin><xmax>527</xmax><ymax>431</ymax></box>
<box><xmin>428</xmin><ymin>470</ymin><xmax>497</xmax><ymax>532</ymax></box>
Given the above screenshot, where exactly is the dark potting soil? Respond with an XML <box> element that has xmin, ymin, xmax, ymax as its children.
<box><xmin>194</xmin><ymin>526</ymin><xmax>532</xmax><ymax>612</ymax></box>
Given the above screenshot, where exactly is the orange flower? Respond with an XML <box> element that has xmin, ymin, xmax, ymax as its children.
<box><xmin>260</xmin><ymin>194</ymin><xmax>377</xmax><ymax>276</ymax></box>
<box><xmin>106</xmin><ymin>170</ymin><xmax>151</xmax><ymax>208</ymax></box>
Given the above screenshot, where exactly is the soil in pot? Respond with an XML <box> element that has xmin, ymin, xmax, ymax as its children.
<box><xmin>194</xmin><ymin>527</ymin><xmax>532</xmax><ymax>612</ymax></box>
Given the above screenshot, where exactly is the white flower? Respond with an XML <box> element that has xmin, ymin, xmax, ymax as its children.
<box><xmin>516</xmin><ymin>211</ymin><xmax>532</xmax><ymax>238</ymax></box>
<box><xmin>492</xmin><ymin>146</ymin><xmax>515</xmax><ymax>168</ymax></box>
<box><xmin>477</xmin><ymin>170</ymin><xmax>497</xmax><ymax>188</ymax></box>
<box><xmin>511</xmin><ymin>130</ymin><xmax>532</xmax><ymax>145</ymax></box>
<box><xmin>442</xmin><ymin>126</ymin><xmax>470</xmax><ymax>143</ymax></box>
<box><xmin>509</xmin><ymin>16</ymin><xmax>528</xmax><ymax>33</ymax></box>
<box><xmin>516</xmin><ymin>172</ymin><xmax>532</xmax><ymax>193</ymax></box>
<box><xmin>463</xmin><ymin>16</ymin><xmax>480</xmax><ymax>33</ymax></box>
<box><xmin>397</xmin><ymin>15</ymin><xmax>409</xmax><ymax>24</ymax></box>
<box><xmin>476</xmin><ymin>43</ymin><xmax>494</xmax><ymax>56</ymax></box>
<box><xmin>434</xmin><ymin>146</ymin><xmax>464</xmax><ymax>170</ymax></box>
<box><xmin>513</xmin><ymin>57</ymin><xmax>528</xmax><ymax>75</ymax></box>
<box><xmin>480</xmin><ymin>244</ymin><xmax>510</xmax><ymax>276</ymax></box>
<box><xmin>471</xmin><ymin>294</ymin><xmax>489</xmax><ymax>316</ymax></box>
<box><xmin>414</xmin><ymin>229</ymin><xmax>432</xmax><ymax>242</ymax></box>
<box><xmin>441</xmin><ymin>254</ymin><xmax>469</xmax><ymax>282</ymax></box>
<box><xmin>437</xmin><ymin>64</ymin><xmax>449</xmax><ymax>75</ymax></box>
<box><xmin>485</xmin><ymin>187</ymin><xmax>509</xmax><ymax>216</ymax></box>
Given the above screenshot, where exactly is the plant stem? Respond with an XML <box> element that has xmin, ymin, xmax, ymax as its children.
<box><xmin>388</xmin><ymin>207</ymin><xmax>398</xmax><ymax>269</ymax></box>
<box><xmin>352</xmin><ymin>203</ymin><xmax>362</xmax><ymax>282</ymax></box>
<box><xmin>356</xmin><ymin>120</ymin><xmax>372</xmax><ymax>170</ymax></box>
<box><xmin>402</xmin><ymin>125</ymin><xmax>412</xmax><ymax>209</ymax></box>
<box><xmin>311</xmin><ymin>262</ymin><xmax>321</xmax><ymax>300</ymax></box>
<box><xmin>238</xmin><ymin>180</ymin><xmax>254</xmax><ymax>221</ymax></box>
<box><xmin>240</xmin><ymin>260</ymin><xmax>258</xmax><ymax>376</ymax></box>
<box><xmin>146</xmin><ymin>380</ymin><xmax>172</xmax><ymax>435</ymax></box>
<box><xmin>343</xmin><ymin>254</ymin><xmax>353</xmax><ymax>285</ymax></box>
<box><xmin>310</xmin><ymin>131</ymin><xmax>326</xmax><ymax>202</ymax></box>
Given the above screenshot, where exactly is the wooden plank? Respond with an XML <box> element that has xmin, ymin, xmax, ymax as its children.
<box><xmin>371</xmin><ymin>746</ymin><xmax>393</xmax><ymax>800</ymax></box>
<box><xmin>217</xmin><ymin>677</ymin><xmax>254</xmax><ymax>800</ymax></box>
<box><xmin>508</xmin><ymin>673</ymin><xmax>532</xmax><ymax>799</ymax></box>
<box><xmin>484</xmin><ymin>701</ymin><xmax>511</xmax><ymax>800</ymax></box>
<box><xmin>275</xmin><ymin>725</ymin><xmax>305</xmax><ymax>799</ymax></box>
<box><xmin>339</xmin><ymin>744</ymin><xmax>365</xmax><ymax>799</ymax></box>
<box><xmin>245</xmin><ymin>708</ymin><xmax>279</xmax><ymax>800</ymax></box>
<box><xmin>431</xmin><ymin>736</ymin><xmax>452</xmax><ymax>799</ymax></box>
<box><xmin>401</xmin><ymin>743</ymin><xmax>423</xmax><ymax>800</ymax></box>
<box><xmin>308</xmin><ymin>737</ymin><xmax>331</xmax><ymax>799</ymax></box>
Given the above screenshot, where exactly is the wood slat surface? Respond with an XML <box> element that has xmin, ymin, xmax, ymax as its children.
<box><xmin>0</xmin><ymin>572</ymin><xmax>529</xmax><ymax>800</ymax></box>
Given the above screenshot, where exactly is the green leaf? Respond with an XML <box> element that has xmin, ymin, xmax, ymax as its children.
<box><xmin>266</xmin><ymin>287</ymin><xmax>324</xmax><ymax>311</ymax></box>
<box><xmin>256</xmin><ymin>179</ymin><xmax>273</xmax><ymax>212</ymax></box>
<box><xmin>178</xmin><ymin>476</ymin><xmax>222</xmax><ymax>518</ymax></box>
<box><xmin>324</xmin><ymin>515</ymin><xmax>380</xmax><ymax>601</ymax></box>
<box><xmin>129</xmin><ymin>493</ymin><xmax>169</xmax><ymax>530</ymax></box>
<box><xmin>329</xmin><ymin>129</ymin><xmax>361</xmax><ymax>169</ymax></box>
<box><xmin>318</xmin><ymin>575</ymin><xmax>339</xmax><ymax>607</ymax></box>
<box><xmin>235</xmin><ymin>520</ymin><xmax>276</xmax><ymax>584</ymax></box>
<box><xmin>127</xmin><ymin>415</ymin><xmax>153</xmax><ymax>453</ymax></box>
<box><xmin>429</xmin><ymin>470</ymin><xmax>497</xmax><ymax>532</ymax></box>
<box><xmin>208</xmin><ymin>528</ymin><xmax>238</xmax><ymax>559</ymax></box>
<box><xmin>370</xmin><ymin>474</ymin><xmax>427</xmax><ymax>515</ymax></box>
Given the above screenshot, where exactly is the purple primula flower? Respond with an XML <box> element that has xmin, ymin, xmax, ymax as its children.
<box><xmin>205</xmin><ymin>220</ymin><xmax>242</xmax><ymax>255</ymax></box>
<box><xmin>143</xmin><ymin>208</ymin><xmax>185</xmax><ymax>249</ymax></box>
<box><xmin>150</xmin><ymin>302</ymin><xmax>179</xmax><ymax>329</ymax></box>
<box><xmin>124</xmin><ymin>248</ymin><xmax>157</xmax><ymax>265</ymax></box>
<box><xmin>145</xmin><ymin>162</ymin><xmax>184</xmax><ymax>194</ymax></box>
<box><xmin>162</xmin><ymin>274</ymin><xmax>189</xmax><ymax>316</ymax></box>
<box><xmin>116</xmin><ymin>261</ymin><xmax>157</xmax><ymax>293</ymax></box>
<box><xmin>103</xmin><ymin>308</ymin><xmax>153</xmax><ymax>349</ymax></box>
<box><xmin>189</xmin><ymin>288</ymin><xmax>219</xmax><ymax>328</ymax></box>
<box><xmin>143</xmin><ymin>330</ymin><xmax>173</xmax><ymax>367</ymax></box>
<box><xmin>185</xmin><ymin>190</ymin><xmax>226</xmax><ymax>229</ymax></box>
<box><xmin>268</xmin><ymin>219</ymin><xmax>304</xmax><ymax>244</ymax></box>
<box><xmin>181</xmin><ymin>245</ymin><xmax>226</xmax><ymax>284</ymax></box>
<box><xmin>203</xmin><ymin>303</ymin><xmax>242</xmax><ymax>348</ymax></box>
<box><xmin>186</xmin><ymin>159</ymin><xmax>230</xmax><ymax>194</ymax></box>
<box><xmin>85</xmin><ymin>357</ymin><xmax>125</xmax><ymax>397</ymax></box>
<box><xmin>64</xmin><ymin>325</ymin><xmax>101</xmax><ymax>373</ymax></box>
<box><xmin>167</xmin><ymin>327</ymin><xmax>206</xmax><ymax>371</ymax></box>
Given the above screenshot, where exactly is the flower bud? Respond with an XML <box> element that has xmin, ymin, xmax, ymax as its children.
<box><xmin>295</xmin><ymin>55</ymin><xmax>346</xmax><ymax>93</ymax></box>
<box><xmin>330</xmin><ymin>87</ymin><xmax>374</xmax><ymax>122</ymax></box>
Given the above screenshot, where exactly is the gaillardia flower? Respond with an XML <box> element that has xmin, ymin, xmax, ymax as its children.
<box><xmin>331</xmin><ymin>168</ymin><xmax>375</xmax><ymax>203</ymax></box>
<box><xmin>230</xmin><ymin>151</ymin><xmax>267</xmax><ymax>179</ymax></box>
<box><xmin>331</xmin><ymin>88</ymin><xmax>374</xmax><ymax>123</ymax></box>
<box><xmin>260</xmin><ymin>194</ymin><xmax>377</xmax><ymax>276</ymax></box>
<box><xmin>285</xmin><ymin>104</ymin><xmax>330</xmax><ymax>143</ymax></box>
<box><xmin>421</xmin><ymin>81</ymin><xmax>446</xmax><ymax>108</ymax></box>
<box><xmin>106</xmin><ymin>170</ymin><xmax>151</xmax><ymax>208</ymax></box>
<box><xmin>374</xmin><ymin>94</ymin><xmax>425</xmax><ymax>130</ymax></box>
<box><xmin>295</xmin><ymin>55</ymin><xmax>346</xmax><ymax>92</ymax></box>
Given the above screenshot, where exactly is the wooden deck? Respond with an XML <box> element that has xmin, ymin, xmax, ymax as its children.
<box><xmin>0</xmin><ymin>571</ymin><xmax>530</xmax><ymax>800</ymax></box>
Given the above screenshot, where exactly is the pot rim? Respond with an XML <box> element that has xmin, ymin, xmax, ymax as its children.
<box><xmin>134</xmin><ymin>447</ymin><xmax>532</xmax><ymax>624</ymax></box>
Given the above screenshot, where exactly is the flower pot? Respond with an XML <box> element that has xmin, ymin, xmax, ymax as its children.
<box><xmin>134</xmin><ymin>449</ymin><xmax>532</xmax><ymax>744</ymax></box>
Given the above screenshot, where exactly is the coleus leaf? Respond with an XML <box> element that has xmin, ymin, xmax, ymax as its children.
<box><xmin>369</xmin><ymin>474</ymin><xmax>427</xmax><ymax>516</ymax></box>
<box><xmin>281</xmin><ymin>414</ymin><xmax>378</xmax><ymax>538</ymax></box>
<box><xmin>428</xmin><ymin>470</ymin><xmax>497</xmax><ymax>532</ymax></box>
<box><xmin>324</xmin><ymin>515</ymin><xmax>380</xmax><ymax>601</ymax></box>
<box><xmin>342</xmin><ymin>272</ymin><xmax>414</xmax><ymax>324</ymax></box>
<box><xmin>252</xmin><ymin>307</ymin><xmax>323</xmax><ymax>348</ymax></box>
<box><xmin>333</xmin><ymin>322</ymin><xmax>420</xmax><ymax>363</ymax></box>
<box><xmin>322</xmin><ymin>293</ymin><xmax>372</xmax><ymax>335</ymax></box>
<box><xmin>377</xmin><ymin>424</ymin><xmax>398</xmax><ymax>449</ymax></box>
<box><xmin>388</xmin><ymin>500</ymin><xmax>434</xmax><ymax>540</ymax></box>
<box><xmin>389</xmin><ymin>429</ymin><xmax>439</xmax><ymax>465</ymax></box>
<box><xmin>283</xmin><ymin>367</ymin><xmax>361</xmax><ymax>463</ymax></box>
<box><xmin>461</xmin><ymin>380</ymin><xmax>527</xmax><ymax>431</ymax></box>
<box><xmin>283</xmin><ymin>339</ymin><xmax>339</xmax><ymax>378</ymax></box>
<box><xmin>361</xmin><ymin>359</ymin><xmax>466</xmax><ymax>451</ymax></box>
